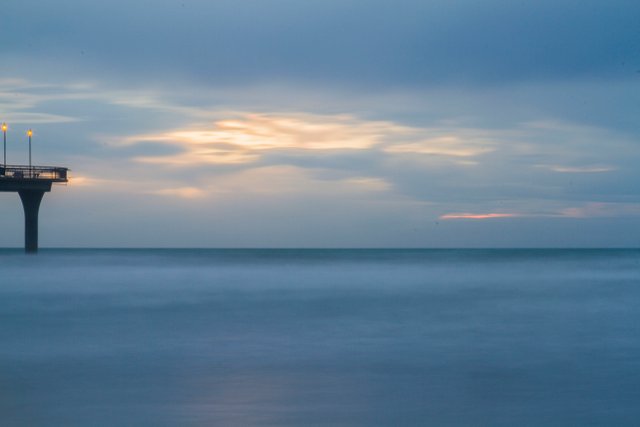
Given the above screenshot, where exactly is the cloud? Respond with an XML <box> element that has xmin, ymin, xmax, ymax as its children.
<box><xmin>68</xmin><ymin>175</ymin><xmax>110</xmax><ymax>187</ymax></box>
<box><xmin>120</xmin><ymin>112</ymin><xmax>499</xmax><ymax>167</ymax></box>
<box><xmin>342</xmin><ymin>177</ymin><xmax>391</xmax><ymax>192</ymax></box>
<box><xmin>440</xmin><ymin>202</ymin><xmax>640</xmax><ymax>221</ymax></box>
<box><xmin>196</xmin><ymin>165</ymin><xmax>393</xmax><ymax>198</ymax></box>
<box><xmin>538</xmin><ymin>165</ymin><xmax>615</xmax><ymax>173</ymax></box>
<box><xmin>4</xmin><ymin>0</ymin><xmax>637</xmax><ymax>89</ymax></box>
<box><xmin>384</xmin><ymin>135</ymin><xmax>494</xmax><ymax>157</ymax></box>
<box><xmin>147</xmin><ymin>187</ymin><xmax>207</xmax><ymax>199</ymax></box>
<box><xmin>86</xmin><ymin>164</ymin><xmax>396</xmax><ymax>205</ymax></box>
<box><xmin>0</xmin><ymin>112</ymin><xmax>78</xmax><ymax>124</ymax></box>
<box><xmin>440</xmin><ymin>213</ymin><xmax>520</xmax><ymax>220</ymax></box>
<box><xmin>558</xmin><ymin>202</ymin><xmax>640</xmax><ymax>219</ymax></box>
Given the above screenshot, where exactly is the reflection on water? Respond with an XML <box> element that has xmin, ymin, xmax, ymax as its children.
<box><xmin>0</xmin><ymin>249</ymin><xmax>639</xmax><ymax>426</ymax></box>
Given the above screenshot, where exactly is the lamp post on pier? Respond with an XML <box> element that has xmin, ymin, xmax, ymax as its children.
<box><xmin>2</xmin><ymin>123</ymin><xmax>6</xmax><ymax>169</ymax></box>
<box><xmin>27</xmin><ymin>129</ymin><xmax>32</xmax><ymax>177</ymax></box>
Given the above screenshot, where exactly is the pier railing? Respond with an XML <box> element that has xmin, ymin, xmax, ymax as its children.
<box><xmin>0</xmin><ymin>165</ymin><xmax>68</xmax><ymax>182</ymax></box>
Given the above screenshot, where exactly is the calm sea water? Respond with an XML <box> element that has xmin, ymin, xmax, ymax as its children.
<box><xmin>0</xmin><ymin>249</ymin><xmax>639</xmax><ymax>426</ymax></box>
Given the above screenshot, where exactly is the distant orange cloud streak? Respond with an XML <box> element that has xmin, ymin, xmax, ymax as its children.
<box><xmin>440</xmin><ymin>213</ymin><xmax>519</xmax><ymax>220</ymax></box>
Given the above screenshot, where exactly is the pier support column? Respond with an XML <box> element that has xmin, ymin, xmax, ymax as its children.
<box><xmin>18</xmin><ymin>190</ymin><xmax>45</xmax><ymax>253</ymax></box>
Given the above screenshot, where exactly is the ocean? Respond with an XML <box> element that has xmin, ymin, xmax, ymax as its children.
<box><xmin>0</xmin><ymin>249</ymin><xmax>639</xmax><ymax>426</ymax></box>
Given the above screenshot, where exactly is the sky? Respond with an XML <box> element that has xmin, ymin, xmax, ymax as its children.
<box><xmin>0</xmin><ymin>0</ymin><xmax>638</xmax><ymax>247</ymax></box>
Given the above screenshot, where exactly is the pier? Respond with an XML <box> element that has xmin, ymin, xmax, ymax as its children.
<box><xmin>0</xmin><ymin>165</ymin><xmax>68</xmax><ymax>252</ymax></box>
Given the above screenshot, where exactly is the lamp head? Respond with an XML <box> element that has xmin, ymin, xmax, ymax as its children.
<box><xmin>27</xmin><ymin>129</ymin><xmax>32</xmax><ymax>137</ymax></box>
<box><xmin>1</xmin><ymin>123</ymin><xmax>6</xmax><ymax>132</ymax></box>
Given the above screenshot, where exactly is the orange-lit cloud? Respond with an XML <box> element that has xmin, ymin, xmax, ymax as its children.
<box><xmin>68</xmin><ymin>175</ymin><xmax>99</xmax><ymax>186</ymax></box>
<box><xmin>67</xmin><ymin>174</ymin><xmax>129</xmax><ymax>188</ymax></box>
<box><xmin>118</xmin><ymin>112</ymin><xmax>496</xmax><ymax>167</ymax></box>
<box><xmin>384</xmin><ymin>135</ymin><xmax>494</xmax><ymax>157</ymax></box>
<box><xmin>342</xmin><ymin>177</ymin><xmax>391</xmax><ymax>192</ymax></box>
<box><xmin>123</xmin><ymin>113</ymin><xmax>408</xmax><ymax>166</ymax></box>
<box><xmin>440</xmin><ymin>213</ymin><xmax>520</xmax><ymax>220</ymax></box>
<box><xmin>440</xmin><ymin>203</ymin><xmax>640</xmax><ymax>221</ymax></box>
<box><xmin>147</xmin><ymin>187</ymin><xmax>207</xmax><ymax>199</ymax></box>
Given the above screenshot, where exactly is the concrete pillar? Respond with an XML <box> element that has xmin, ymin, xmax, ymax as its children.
<box><xmin>18</xmin><ymin>190</ymin><xmax>45</xmax><ymax>253</ymax></box>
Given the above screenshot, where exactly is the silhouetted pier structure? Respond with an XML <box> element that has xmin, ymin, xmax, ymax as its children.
<box><xmin>0</xmin><ymin>165</ymin><xmax>68</xmax><ymax>253</ymax></box>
